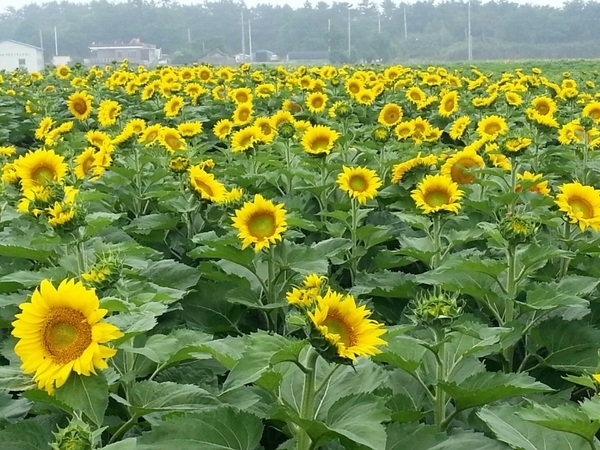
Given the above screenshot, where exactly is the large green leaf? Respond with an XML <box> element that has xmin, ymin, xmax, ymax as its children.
<box><xmin>122</xmin><ymin>380</ymin><xmax>221</xmax><ymax>415</ymax></box>
<box><xmin>139</xmin><ymin>259</ymin><xmax>200</xmax><ymax>291</ymax></box>
<box><xmin>0</xmin><ymin>391</ymin><xmax>31</xmax><ymax>424</ymax></box>
<box><xmin>137</xmin><ymin>407</ymin><xmax>263</xmax><ymax>450</ymax></box>
<box><xmin>372</xmin><ymin>334</ymin><xmax>428</xmax><ymax>374</ymax></box>
<box><xmin>0</xmin><ymin>419</ymin><xmax>54</xmax><ymax>450</ymax></box>
<box><xmin>439</xmin><ymin>372</ymin><xmax>552</xmax><ymax>411</ymax></box>
<box><xmin>518</xmin><ymin>399</ymin><xmax>600</xmax><ymax>442</ymax></box>
<box><xmin>55</xmin><ymin>373</ymin><xmax>108</xmax><ymax>427</ymax></box>
<box><xmin>478</xmin><ymin>404</ymin><xmax>592</xmax><ymax>450</ymax></box>
<box><xmin>385</xmin><ymin>424</ymin><xmax>508</xmax><ymax>450</ymax></box>
<box><xmin>522</xmin><ymin>283</ymin><xmax>589</xmax><ymax>311</ymax></box>
<box><xmin>529</xmin><ymin>317</ymin><xmax>600</xmax><ymax>372</ymax></box>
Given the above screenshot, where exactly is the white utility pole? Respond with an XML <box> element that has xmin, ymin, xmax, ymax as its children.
<box><xmin>241</xmin><ymin>11</ymin><xmax>246</xmax><ymax>62</ymax></box>
<box><xmin>468</xmin><ymin>0</ymin><xmax>472</xmax><ymax>60</ymax></box>
<box><xmin>248</xmin><ymin>19</ymin><xmax>253</xmax><ymax>61</ymax></box>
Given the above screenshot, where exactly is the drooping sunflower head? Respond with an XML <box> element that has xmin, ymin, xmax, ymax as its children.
<box><xmin>301</xmin><ymin>125</ymin><xmax>340</xmax><ymax>156</ymax></box>
<box><xmin>307</xmin><ymin>288</ymin><xmax>387</xmax><ymax>362</ymax></box>
<box><xmin>336</xmin><ymin>165</ymin><xmax>382</xmax><ymax>205</ymax></box>
<box><xmin>555</xmin><ymin>182</ymin><xmax>600</xmax><ymax>231</ymax></box>
<box><xmin>14</xmin><ymin>148</ymin><xmax>68</xmax><ymax>190</ymax></box>
<box><xmin>378</xmin><ymin>103</ymin><xmax>403</xmax><ymax>127</ymax></box>
<box><xmin>411</xmin><ymin>174</ymin><xmax>464</xmax><ymax>215</ymax></box>
<box><xmin>11</xmin><ymin>278</ymin><xmax>123</xmax><ymax>394</ymax></box>
<box><xmin>188</xmin><ymin>165</ymin><xmax>227</xmax><ymax>203</ymax></box>
<box><xmin>232</xmin><ymin>194</ymin><xmax>287</xmax><ymax>252</ymax></box>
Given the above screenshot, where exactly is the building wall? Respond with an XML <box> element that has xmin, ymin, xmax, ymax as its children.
<box><xmin>0</xmin><ymin>41</ymin><xmax>44</xmax><ymax>72</ymax></box>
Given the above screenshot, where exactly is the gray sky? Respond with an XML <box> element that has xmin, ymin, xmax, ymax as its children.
<box><xmin>3</xmin><ymin>0</ymin><xmax>568</xmax><ymax>11</ymax></box>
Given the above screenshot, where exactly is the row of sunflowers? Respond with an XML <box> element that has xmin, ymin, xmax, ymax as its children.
<box><xmin>1</xmin><ymin>59</ymin><xmax>600</xmax><ymax>449</ymax></box>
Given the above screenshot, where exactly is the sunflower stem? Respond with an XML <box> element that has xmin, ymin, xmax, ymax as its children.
<box><xmin>558</xmin><ymin>220</ymin><xmax>572</xmax><ymax>279</ymax></box>
<box><xmin>432</xmin><ymin>325</ymin><xmax>447</xmax><ymax>431</ymax></box>
<box><xmin>108</xmin><ymin>413</ymin><xmax>140</xmax><ymax>445</ymax></box>
<box><xmin>502</xmin><ymin>242</ymin><xmax>518</xmax><ymax>372</ymax></box>
<box><xmin>297</xmin><ymin>347</ymin><xmax>320</xmax><ymax>450</ymax></box>
<box><xmin>431</xmin><ymin>214</ymin><xmax>443</xmax><ymax>270</ymax></box>
<box><xmin>509</xmin><ymin>158</ymin><xmax>520</xmax><ymax>214</ymax></box>
<box><xmin>349</xmin><ymin>197</ymin><xmax>359</xmax><ymax>284</ymax></box>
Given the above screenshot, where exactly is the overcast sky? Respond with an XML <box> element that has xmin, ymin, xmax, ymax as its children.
<box><xmin>3</xmin><ymin>0</ymin><xmax>568</xmax><ymax>11</ymax></box>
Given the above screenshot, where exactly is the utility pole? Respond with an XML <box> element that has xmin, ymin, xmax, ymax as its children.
<box><xmin>248</xmin><ymin>19</ymin><xmax>253</xmax><ymax>62</ymax></box>
<box><xmin>327</xmin><ymin>18</ymin><xmax>331</xmax><ymax>53</ymax></box>
<box><xmin>54</xmin><ymin>26</ymin><xmax>58</xmax><ymax>56</ymax></box>
<box><xmin>347</xmin><ymin>11</ymin><xmax>351</xmax><ymax>59</ymax></box>
<box><xmin>378</xmin><ymin>14</ymin><xmax>381</xmax><ymax>34</ymax></box>
<box><xmin>403</xmin><ymin>5</ymin><xmax>408</xmax><ymax>40</ymax></box>
<box><xmin>241</xmin><ymin>11</ymin><xmax>246</xmax><ymax>62</ymax></box>
<box><xmin>467</xmin><ymin>0</ymin><xmax>473</xmax><ymax>60</ymax></box>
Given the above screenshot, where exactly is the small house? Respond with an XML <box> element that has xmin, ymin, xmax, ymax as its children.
<box><xmin>0</xmin><ymin>40</ymin><xmax>44</xmax><ymax>72</ymax></box>
<box><xmin>87</xmin><ymin>38</ymin><xmax>162</xmax><ymax>66</ymax></box>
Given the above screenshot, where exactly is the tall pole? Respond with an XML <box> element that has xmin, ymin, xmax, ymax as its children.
<box><xmin>347</xmin><ymin>11</ymin><xmax>351</xmax><ymax>59</ymax></box>
<box><xmin>248</xmin><ymin>19</ymin><xmax>253</xmax><ymax>62</ymax></box>
<box><xmin>241</xmin><ymin>11</ymin><xmax>246</xmax><ymax>62</ymax></box>
<box><xmin>54</xmin><ymin>26</ymin><xmax>58</xmax><ymax>56</ymax></box>
<box><xmin>378</xmin><ymin>14</ymin><xmax>381</xmax><ymax>34</ymax></box>
<box><xmin>327</xmin><ymin>18</ymin><xmax>331</xmax><ymax>53</ymax></box>
<box><xmin>468</xmin><ymin>0</ymin><xmax>472</xmax><ymax>60</ymax></box>
<box><xmin>403</xmin><ymin>5</ymin><xmax>408</xmax><ymax>41</ymax></box>
<box><xmin>187</xmin><ymin>27</ymin><xmax>191</xmax><ymax>44</ymax></box>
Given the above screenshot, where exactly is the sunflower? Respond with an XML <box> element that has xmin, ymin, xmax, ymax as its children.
<box><xmin>14</xmin><ymin>149</ymin><xmax>68</xmax><ymax>190</ymax></box>
<box><xmin>504</xmin><ymin>137</ymin><xmax>532</xmax><ymax>154</ymax></box>
<box><xmin>213</xmin><ymin>119</ymin><xmax>234</xmax><ymax>140</ymax></box>
<box><xmin>197</xmin><ymin>66</ymin><xmax>213</xmax><ymax>83</ymax></box>
<box><xmin>555</xmin><ymin>182</ymin><xmax>600</xmax><ymax>231</ymax></box>
<box><xmin>271</xmin><ymin>110</ymin><xmax>296</xmax><ymax>130</ymax></box>
<box><xmin>505</xmin><ymin>91</ymin><xmax>523</xmax><ymax>107</ymax></box>
<box><xmin>476</xmin><ymin>115</ymin><xmax>508</xmax><ymax>141</ymax></box>
<box><xmin>516</xmin><ymin>171</ymin><xmax>550</xmax><ymax>196</ymax></box>
<box><xmin>441</xmin><ymin>148</ymin><xmax>485</xmax><ymax>185</ymax></box>
<box><xmin>448</xmin><ymin>116</ymin><xmax>470</xmax><ymax>141</ymax></box>
<box><xmin>305</xmin><ymin>92</ymin><xmax>328</xmax><ymax>113</ymax></box>
<box><xmin>355</xmin><ymin>88</ymin><xmax>376</xmax><ymax>106</ymax></box>
<box><xmin>158</xmin><ymin>127</ymin><xmax>186</xmax><ymax>152</ymax></box>
<box><xmin>188</xmin><ymin>165</ymin><xmax>227</xmax><ymax>203</ymax></box>
<box><xmin>0</xmin><ymin>145</ymin><xmax>16</xmax><ymax>157</ymax></box>
<box><xmin>406</xmin><ymin>86</ymin><xmax>427</xmax><ymax>106</ymax></box>
<box><xmin>254</xmin><ymin>117</ymin><xmax>276</xmax><ymax>144</ymax></box>
<box><xmin>139</xmin><ymin>124</ymin><xmax>162</xmax><ymax>146</ymax></box>
<box><xmin>345</xmin><ymin>78</ymin><xmax>363</xmax><ymax>96</ymax></box>
<box><xmin>73</xmin><ymin>147</ymin><xmax>97</xmax><ymax>179</ymax></box>
<box><xmin>46</xmin><ymin>202</ymin><xmax>77</xmax><ymax>228</ymax></box>
<box><xmin>301</xmin><ymin>125</ymin><xmax>340</xmax><ymax>156</ymax></box>
<box><xmin>411</xmin><ymin>174</ymin><xmax>464</xmax><ymax>215</ymax></box>
<box><xmin>255</xmin><ymin>83</ymin><xmax>275</xmax><ymax>98</ymax></box>
<box><xmin>11</xmin><ymin>279</ymin><xmax>123</xmax><ymax>394</ymax></box>
<box><xmin>336</xmin><ymin>166</ymin><xmax>382</xmax><ymax>204</ymax></box>
<box><xmin>531</xmin><ymin>96</ymin><xmax>557</xmax><ymax>116</ymax></box>
<box><xmin>35</xmin><ymin>117</ymin><xmax>55</xmax><ymax>141</ymax></box>
<box><xmin>97</xmin><ymin>99</ymin><xmax>121</xmax><ymax>127</ymax></box>
<box><xmin>411</xmin><ymin>117</ymin><xmax>432</xmax><ymax>144</ymax></box>
<box><xmin>67</xmin><ymin>91</ymin><xmax>93</xmax><ymax>120</ymax></box>
<box><xmin>394</xmin><ymin>121</ymin><xmax>415</xmax><ymax>140</ymax></box>
<box><xmin>56</xmin><ymin>65</ymin><xmax>71</xmax><ymax>79</ymax></box>
<box><xmin>125</xmin><ymin>118</ymin><xmax>147</xmax><ymax>136</ymax></box>
<box><xmin>177</xmin><ymin>121</ymin><xmax>203</xmax><ymax>137</ymax></box>
<box><xmin>86</xmin><ymin>130</ymin><xmax>112</xmax><ymax>149</ymax></box>
<box><xmin>391</xmin><ymin>153</ymin><xmax>438</xmax><ymax>183</ymax></box>
<box><xmin>232</xmin><ymin>194</ymin><xmax>287</xmax><ymax>252</ymax></box>
<box><xmin>231</xmin><ymin>126</ymin><xmax>262</xmax><ymax>153</ymax></box>
<box><xmin>229</xmin><ymin>87</ymin><xmax>253</xmax><ymax>104</ymax></box>
<box><xmin>308</xmin><ymin>288</ymin><xmax>386</xmax><ymax>361</ymax></box>
<box><xmin>164</xmin><ymin>96</ymin><xmax>184</xmax><ymax>117</ymax></box>
<box><xmin>378</xmin><ymin>103</ymin><xmax>403</xmax><ymax>127</ymax></box>
<box><xmin>438</xmin><ymin>91</ymin><xmax>459</xmax><ymax>118</ymax></box>
<box><xmin>232</xmin><ymin>102</ymin><xmax>254</xmax><ymax>126</ymax></box>
<box><xmin>583</xmin><ymin>101</ymin><xmax>600</xmax><ymax>123</ymax></box>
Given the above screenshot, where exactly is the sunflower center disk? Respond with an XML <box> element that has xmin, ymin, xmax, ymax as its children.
<box><xmin>248</xmin><ymin>213</ymin><xmax>276</xmax><ymax>239</ymax></box>
<box><xmin>311</xmin><ymin>137</ymin><xmax>329</xmax><ymax>150</ymax></box>
<box><xmin>74</xmin><ymin>101</ymin><xmax>87</xmax><ymax>115</ymax></box>
<box><xmin>570</xmin><ymin>197</ymin><xmax>593</xmax><ymax>219</ymax></box>
<box><xmin>44</xmin><ymin>307</ymin><xmax>92</xmax><ymax>364</ymax></box>
<box><xmin>323</xmin><ymin>315</ymin><xmax>356</xmax><ymax>347</ymax></box>
<box><xmin>425</xmin><ymin>190</ymin><xmax>450</xmax><ymax>207</ymax></box>
<box><xmin>194</xmin><ymin>179</ymin><xmax>214</xmax><ymax>197</ymax></box>
<box><xmin>166</xmin><ymin>136</ymin><xmax>181</xmax><ymax>149</ymax></box>
<box><xmin>349</xmin><ymin>176</ymin><xmax>367</xmax><ymax>193</ymax></box>
<box><xmin>33</xmin><ymin>166</ymin><xmax>55</xmax><ymax>184</ymax></box>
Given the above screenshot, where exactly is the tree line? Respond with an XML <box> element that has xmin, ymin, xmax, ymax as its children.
<box><xmin>1</xmin><ymin>0</ymin><xmax>599</xmax><ymax>64</ymax></box>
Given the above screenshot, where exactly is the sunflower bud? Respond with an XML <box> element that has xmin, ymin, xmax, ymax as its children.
<box><xmin>499</xmin><ymin>214</ymin><xmax>538</xmax><ymax>244</ymax></box>
<box><xmin>277</xmin><ymin>122</ymin><xmax>296</xmax><ymax>139</ymax></box>
<box><xmin>372</xmin><ymin>126</ymin><xmax>391</xmax><ymax>143</ymax></box>
<box><xmin>50</xmin><ymin>413</ymin><xmax>100</xmax><ymax>450</ymax></box>
<box><xmin>168</xmin><ymin>156</ymin><xmax>190</xmax><ymax>174</ymax></box>
<box><xmin>82</xmin><ymin>252</ymin><xmax>122</xmax><ymax>288</ymax></box>
<box><xmin>580</xmin><ymin>116</ymin><xmax>595</xmax><ymax>131</ymax></box>
<box><xmin>335</xmin><ymin>102</ymin><xmax>352</xmax><ymax>118</ymax></box>
<box><xmin>409</xmin><ymin>291</ymin><xmax>462</xmax><ymax>326</ymax></box>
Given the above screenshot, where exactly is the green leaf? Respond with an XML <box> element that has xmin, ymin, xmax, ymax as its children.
<box><xmin>385</xmin><ymin>393</ymin><xmax>425</xmax><ymax>423</ymax></box>
<box><xmin>0</xmin><ymin>419</ymin><xmax>54</xmax><ymax>450</ymax></box>
<box><xmin>137</xmin><ymin>407</ymin><xmax>263</xmax><ymax>450</ymax></box>
<box><xmin>124</xmin><ymin>213</ymin><xmax>179</xmax><ymax>235</ymax></box>
<box><xmin>99</xmin><ymin>438</ymin><xmax>138</xmax><ymax>449</ymax></box>
<box><xmin>352</xmin><ymin>270</ymin><xmax>418</xmax><ymax>298</ymax></box>
<box><xmin>478</xmin><ymin>404</ymin><xmax>593</xmax><ymax>450</ymax></box>
<box><xmin>385</xmin><ymin>424</ymin><xmax>509</xmax><ymax>450</ymax></box>
<box><xmin>126</xmin><ymin>380</ymin><xmax>221</xmax><ymax>415</ymax></box>
<box><xmin>439</xmin><ymin>372</ymin><xmax>553</xmax><ymax>411</ymax></box>
<box><xmin>307</xmin><ymin>393</ymin><xmax>389</xmax><ymax>450</ymax></box>
<box><xmin>270</xmin><ymin>340</ymin><xmax>309</xmax><ymax>366</ymax></box>
<box><xmin>55</xmin><ymin>373</ymin><xmax>108</xmax><ymax>427</ymax></box>
<box><xmin>139</xmin><ymin>260</ymin><xmax>200</xmax><ymax>291</ymax></box>
<box><xmin>518</xmin><ymin>400</ymin><xmax>600</xmax><ymax>442</ymax></box>
<box><xmin>0</xmin><ymin>366</ymin><xmax>36</xmax><ymax>391</ymax></box>
<box><xmin>530</xmin><ymin>318</ymin><xmax>600</xmax><ymax>372</ymax></box>
<box><xmin>372</xmin><ymin>335</ymin><xmax>427</xmax><ymax>374</ymax></box>
<box><xmin>0</xmin><ymin>391</ymin><xmax>31</xmax><ymax>424</ymax></box>
<box><xmin>0</xmin><ymin>243</ymin><xmax>54</xmax><ymax>260</ymax></box>
<box><xmin>522</xmin><ymin>283</ymin><xmax>589</xmax><ymax>311</ymax></box>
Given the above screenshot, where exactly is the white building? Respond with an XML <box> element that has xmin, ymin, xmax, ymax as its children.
<box><xmin>0</xmin><ymin>40</ymin><xmax>44</xmax><ymax>72</ymax></box>
<box><xmin>87</xmin><ymin>38</ymin><xmax>162</xmax><ymax>67</ymax></box>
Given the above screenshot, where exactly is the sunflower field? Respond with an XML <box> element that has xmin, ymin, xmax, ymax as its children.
<box><xmin>2</xmin><ymin>60</ymin><xmax>600</xmax><ymax>449</ymax></box>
